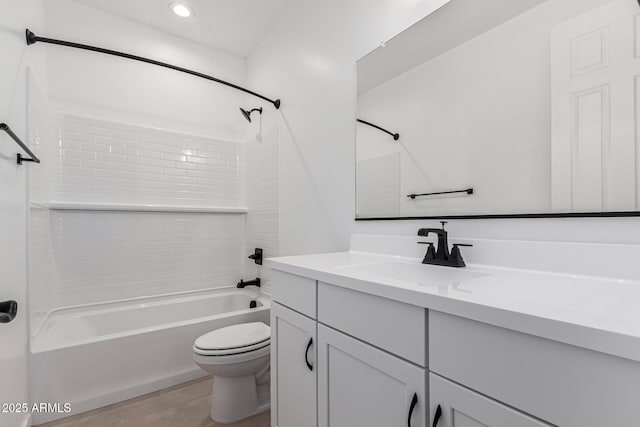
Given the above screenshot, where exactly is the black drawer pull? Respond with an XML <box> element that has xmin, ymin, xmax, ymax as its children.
<box><xmin>432</xmin><ymin>404</ymin><xmax>442</xmax><ymax>427</ymax></box>
<box><xmin>408</xmin><ymin>393</ymin><xmax>418</xmax><ymax>427</ymax></box>
<box><xmin>305</xmin><ymin>337</ymin><xmax>313</xmax><ymax>371</ymax></box>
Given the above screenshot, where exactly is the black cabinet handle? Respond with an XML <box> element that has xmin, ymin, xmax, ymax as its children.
<box><xmin>432</xmin><ymin>404</ymin><xmax>442</xmax><ymax>427</ymax></box>
<box><xmin>305</xmin><ymin>337</ymin><xmax>313</xmax><ymax>371</ymax></box>
<box><xmin>0</xmin><ymin>300</ymin><xmax>17</xmax><ymax>324</ymax></box>
<box><xmin>408</xmin><ymin>393</ymin><xmax>418</xmax><ymax>427</ymax></box>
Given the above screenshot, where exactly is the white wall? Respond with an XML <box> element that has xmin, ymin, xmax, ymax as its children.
<box><xmin>248</xmin><ymin>0</ymin><xmax>640</xmax><ymax>253</ymax></box>
<box><xmin>0</xmin><ymin>1</ymin><xmax>46</xmax><ymax>426</ymax></box>
<box><xmin>247</xmin><ymin>0</ymin><xmax>450</xmax><ymax>255</ymax></box>
<box><xmin>42</xmin><ymin>0</ymin><xmax>248</xmax><ymax>140</ymax></box>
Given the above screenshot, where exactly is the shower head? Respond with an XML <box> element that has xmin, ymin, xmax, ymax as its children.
<box><xmin>239</xmin><ymin>107</ymin><xmax>263</xmax><ymax>123</ymax></box>
<box><xmin>240</xmin><ymin>108</ymin><xmax>252</xmax><ymax>123</ymax></box>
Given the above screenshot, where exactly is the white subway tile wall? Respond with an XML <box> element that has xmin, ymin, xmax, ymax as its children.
<box><xmin>27</xmin><ymin>75</ymin><xmax>57</xmax><ymax>205</ymax></box>
<box><xmin>52</xmin><ymin>115</ymin><xmax>244</xmax><ymax>206</ymax></box>
<box><xmin>356</xmin><ymin>153</ymin><xmax>401</xmax><ymax>217</ymax></box>
<box><xmin>28</xmin><ymin>76</ymin><xmax>58</xmax><ymax>336</ymax></box>
<box><xmin>27</xmin><ymin>101</ymin><xmax>279</xmax><ymax>324</ymax></box>
<box><xmin>245</xmin><ymin>126</ymin><xmax>280</xmax><ymax>290</ymax></box>
<box><xmin>47</xmin><ymin>210</ymin><xmax>247</xmax><ymax>307</ymax></box>
<box><xmin>29</xmin><ymin>207</ymin><xmax>55</xmax><ymax>335</ymax></box>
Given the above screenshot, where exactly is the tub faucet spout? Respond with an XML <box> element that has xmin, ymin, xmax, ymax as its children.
<box><xmin>237</xmin><ymin>278</ymin><xmax>261</xmax><ymax>289</ymax></box>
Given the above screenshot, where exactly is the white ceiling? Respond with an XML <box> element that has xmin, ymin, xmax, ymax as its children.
<box><xmin>75</xmin><ymin>0</ymin><xmax>295</xmax><ymax>57</ymax></box>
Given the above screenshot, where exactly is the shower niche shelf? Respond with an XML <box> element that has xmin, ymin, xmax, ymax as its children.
<box><xmin>46</xmin><ymin>202</ymin><xmax>248</xmax><ymax>214</ymax></box>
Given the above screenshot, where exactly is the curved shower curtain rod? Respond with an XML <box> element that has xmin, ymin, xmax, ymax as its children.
<box><xmin>25</xmin><ymin>29</ymin><xmax>281</xmax><ymax>110</ymax></box>
<box><xmin>357</xmin><ymin>119</ymin><xmax>399</xmax><ymax>141</ymax></box>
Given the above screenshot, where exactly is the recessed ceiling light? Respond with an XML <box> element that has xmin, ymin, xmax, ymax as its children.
<box><xmin>170</xmin><ymin>2</ymin><xmax>193</xmax><ymax>18</ymax></box>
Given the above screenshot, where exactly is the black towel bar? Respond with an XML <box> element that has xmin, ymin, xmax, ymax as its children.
<box><xmin>0</xmin><ymin>123</ymin><xmax>40</xmax><ymax>165</ymax></box>
<box><xmin>408</xmin><ymin>188</ymin><xmax>473</xmax><ymax>199</ymax></box>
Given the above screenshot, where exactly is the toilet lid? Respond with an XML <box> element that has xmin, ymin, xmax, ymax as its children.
<box><xmin>194</xmin><ymin>322</ymin><xmax>270</xmax><ymax>351</ymax></box>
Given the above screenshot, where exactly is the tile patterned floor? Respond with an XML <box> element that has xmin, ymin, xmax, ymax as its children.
<box><xmin>38</xmin><ymin>377</ymin><xmax>270</xmax><ymax>427</ymax></box>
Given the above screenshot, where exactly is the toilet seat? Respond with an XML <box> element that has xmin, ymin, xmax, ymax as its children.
<box><xmin>194</xmin><ymin>341</ymin><xmax>270</xmax><ymax>357</ymax></box>
<box><xmin>193</xmin><ymin>342</ymin><xmax>270</xmax><ymax>367</ymax></box>
<box><xmin>194</xmin><ymin>322</ymin><xmax>271</xmax><ymax>357</ymax></box>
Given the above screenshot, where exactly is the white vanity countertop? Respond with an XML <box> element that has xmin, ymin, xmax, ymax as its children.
<box><xmin>266</xmin><ymin>251</ymin><xmax>640</xmax><ymax>362</ymax></box>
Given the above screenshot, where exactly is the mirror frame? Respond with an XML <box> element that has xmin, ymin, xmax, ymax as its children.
<box><xmin>355</xmin><ymin>211</ymin><xmax>640</xmax><ymax>221</ymax></box>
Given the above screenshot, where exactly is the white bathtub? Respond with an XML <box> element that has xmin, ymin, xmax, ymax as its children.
<box><xmin>30</xmin><ymin>288</ymin><xmax>270</xmax><ymax>424</ymax></box>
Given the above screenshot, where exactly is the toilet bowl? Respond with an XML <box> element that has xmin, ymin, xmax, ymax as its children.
<box><xmin>193</xmin><ymin>322</ymin><xmax>271</xmax><ymax>424</ymax></box>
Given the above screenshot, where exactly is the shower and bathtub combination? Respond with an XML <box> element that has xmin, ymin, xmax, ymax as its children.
<box><xmin>30</xmin><ymin>289</ymin><xmax>270</xmax><ymax>424</ymax></box>
<box><xmin>26</xmin><ymin>109</ymin><xmax>279</xmax><ymax>423</ymax></box>
<box><xmin>24</xmin><ymin>24</ymin><xmax>281</xmax><ymax>421</ymax></box>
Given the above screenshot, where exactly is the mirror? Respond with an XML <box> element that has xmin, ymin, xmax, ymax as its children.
<box><xmin>356</xmin><ymin>0</ymin><xmax>640</xmax><ymax>219</ymax></box>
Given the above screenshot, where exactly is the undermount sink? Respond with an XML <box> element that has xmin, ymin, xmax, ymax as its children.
<box><xmin>335</xmin><ymin>261</ymin><xmax>488</xmax><ymax>287</ymax></box>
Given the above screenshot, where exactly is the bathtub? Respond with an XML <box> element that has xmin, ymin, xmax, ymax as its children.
<box><xmin>29</xmin><ymin>288</ymin><xmax>270</xmax><ymax>424</ymax></box>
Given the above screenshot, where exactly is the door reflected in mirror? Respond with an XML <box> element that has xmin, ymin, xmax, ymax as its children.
<box><xmin>356</xmin><ymin>0</ymin><xmax>640</xmax><ymax>218</ymax></box>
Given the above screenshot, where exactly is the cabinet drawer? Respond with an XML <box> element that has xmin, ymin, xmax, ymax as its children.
<box><xmin>429</xmin><ymin>374</ymin><xmax>551</xmax><ymax>427</ymax></box>
<box><xmin>430</xmin><ymin>311</ymin><xmax>640</xmax><ymax>427</ymax></box>
<box><xmin>271</xmin><ymin>270</ymin><xmax>316</xmax><ymax>318</ymax></box>
<box><xmin>317</xmin><ymin>282</ymin><xmax>427</xmax><ymax>366</ymax></box>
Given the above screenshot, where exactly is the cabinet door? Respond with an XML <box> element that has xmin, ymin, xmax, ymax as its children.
<box><xmin>318</xmin><ymin>325</ymin><xmax>427</xmax><ymax>427</ymax></box>
<box><xmin>429</xmin><ymin>374</ymin><xmax>551</xmax><ymax>427</ymax></box>
<box><xmin>271</xmin><ymin>302</ymin><xmax>317</xmax><ymax>427</ymax></box>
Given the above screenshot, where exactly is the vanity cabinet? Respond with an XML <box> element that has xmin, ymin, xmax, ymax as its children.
<box><xmin>271</xmin><ymin>302</ymin><xmax>317</xmax><ymax>427</ymax></box>
<box><xmin>270</xmin><ymin>266</ymin><xmax>640</xmax><ymax>427</ymax></box>
<box><xmin>317</xmin><ymin>325</ymin><xmax>427</xmax><ymax>427</ymax></box>
<box><xmin>428</xmin><ymin>374</ymin><xmax>551</xmax><ymax>427</ymax></box>
<box><xmin>429</xmin><ymin>311</ymin><xmax>640</xmax><ymax>426</ymax></box>
<box><xmin>271</xmin><ymin>271</ymin><xmax>429</xmax><ymax>427</ymax></box>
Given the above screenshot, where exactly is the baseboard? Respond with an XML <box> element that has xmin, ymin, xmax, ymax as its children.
<box><xmin>32</xmin><ymin>368</ymin><xmax>207</xmax><ymax>425</ymax></box>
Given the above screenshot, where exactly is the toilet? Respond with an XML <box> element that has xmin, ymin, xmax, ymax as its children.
<box><xmin>193</xmin><ymin>322</ymin><xmax>271</xmax><ymax>424</ymax></box>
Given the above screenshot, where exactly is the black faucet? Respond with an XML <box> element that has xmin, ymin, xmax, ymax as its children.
<box><xmin>417</xmin><ymin>222</ymin><xmax>472</xmax><ymax>268</ymax></box>
<box><xmin>237</xmin><ymin>278</ymin><xmax>261</xmax><ymax>289</ymax></box>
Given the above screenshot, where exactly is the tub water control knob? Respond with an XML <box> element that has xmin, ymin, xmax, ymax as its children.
<box><xmin>0</xmin><ymin>300</ymin><xmax>17</xmax><ymax>324</ymax></box>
